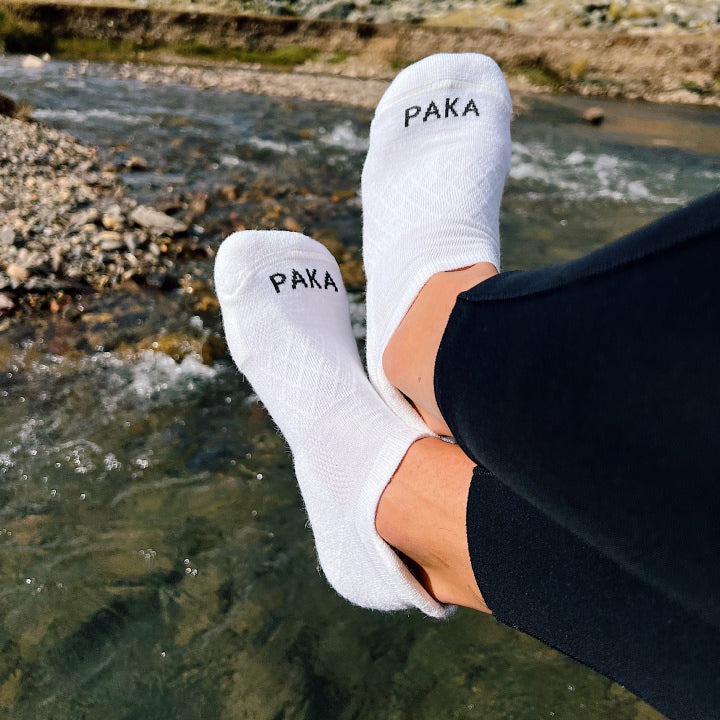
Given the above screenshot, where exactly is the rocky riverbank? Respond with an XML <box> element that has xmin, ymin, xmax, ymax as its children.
<box><xmin>0</xmin><ymin>102</ymin><xmax>367</xmax><ymax>328</ymax></box>
<box><xmin>4</xmin><ymin>2</ymin><xmax>720</xmax><ymax>106</ymax></box>
<box><xmin>2</xmin><ymin>0</ymin><xmax>719</xmax><ymax>322</ymax></box>
<box><xmin>8</xmin><ymin>0</ymin><xmax>720</xmax><ymax>33</ymax></box>
<box><xmin>0</xmin><ymin>114</ymin><xmax>212</xmax><ymax>321</ymax></box>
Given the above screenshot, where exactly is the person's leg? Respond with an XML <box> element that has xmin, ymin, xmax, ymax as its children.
<box><xmin>387</xmin><ymin>193</ymin><xmax>720</xmax><ymax>463</ymax></box>
<box><xmin>385</xmin><ymin>192</ymin><xmax>720</xmax><ymax>623</ymax></box>
<box><xmin>214</xmin><ymin>229</ymin><xmax>451</xmax><ymax>618</ymax></box>
<box><xmin>383</xmin><ymin>192</ymin><xmax>720</xmax><ymax>720</ymax></box>
<box><xmin>436</xmin><ymin>190</ymin><xmax>720</xmax><ymax>625</ymax></box>
<box><xmin>375</xmin><ymin>435</ymin><xmax>489</xmax><ymax>613</ymax></box>
<box><xmin>362</xmin><ymin>53</ymin><xmax>511</xmax><ymax>433</ymax></box>
<box><xmin>214</xmin><ymin>230</ymin><xmax>493</xmax><ymax>617</ymax></box>
<box><xmin>382</xmin><ymin>262</ymin><xmax>497</xmax><ymax>436</ymax></box>
<box><xmin>466</xmin><ymin>463</ymin><xmax>720</xmax><ymax>720</ymax></box>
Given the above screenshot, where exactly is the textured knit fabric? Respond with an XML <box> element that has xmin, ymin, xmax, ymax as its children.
<box><xmin>215</xmin><ymin>230</ymin><xmax>451</xmax><ymax>617</ymax></box>
<box><xmin>436</xmin><ymin>193</ymin><xmax>720</xmax><ymax>719</ymax></box>
<box><xmin>362</xmin><ymin>53</ymin><xmax>511</xmax><ymax>430</ymax></box>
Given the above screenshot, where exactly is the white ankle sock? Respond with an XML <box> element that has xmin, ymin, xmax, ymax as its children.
<box><xmin>215</xmin><ymin>230</ymin><xmax>451</xmax><ymax>617</ymax></box>
<box><xmin>362</xmin><ymin>53</ymin><xmax>512</xmax><ymax>428</ymax></box>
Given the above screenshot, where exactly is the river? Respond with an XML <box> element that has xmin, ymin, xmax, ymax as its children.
<box><xmin>1</xmin><ymin>55</ymin><xmax>719</xmax><ymax>719</ymax></box>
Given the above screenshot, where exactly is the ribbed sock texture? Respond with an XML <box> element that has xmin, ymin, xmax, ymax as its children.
<box><xmin>362</xmin><ymin>53</ymin><xmax>512</xmax><ymax>428</ymax></box>
<box><xmin>215</xmin><ymin>230</ymin><xmax>451</xmax><ymax>617</ymax></box>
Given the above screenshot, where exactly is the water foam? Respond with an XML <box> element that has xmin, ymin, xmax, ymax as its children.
<box><xmin>246</xmin><ymin>137</ymin><xmax>298</xmax><ymax>155</ymax></box>
<box><xmin>32</xmin><ymin>108</ymin><xmax>154</xmax><ymax>125</ymax></box>
<box><xmin>509</xmin><ymin>141</ymin><xmax>686</xmax><ymax>206</ymax></box>
<box><xmin>128</xmin><ymin>350</ymin><xmax>218</xmax><ymax>399</ymax></box>
<box><xmin>319</xmin><ymin>121</ymin><xmax>369</xmax><ymax>152</ymax></box>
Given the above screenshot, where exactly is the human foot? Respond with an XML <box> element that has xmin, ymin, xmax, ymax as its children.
<box><xmin>362</xmin><ymin>53</ymin><xmax>512</xmax><ymax>430</ymax></box>
<box><xmin>382</xmin><ymin>262</ymin><xmax>499</xmax><ymax>436</ymax></box>
<box><xmin>214</xmin><ymin>230</ymin><xmax>451</xmax><ymax>617</ymax></box>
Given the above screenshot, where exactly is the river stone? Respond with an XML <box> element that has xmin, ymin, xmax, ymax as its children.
<box><xmin>201</xmin><ymin>333</ymin><xmax>227</xmax><ymax>365</ymax></box>
<box><xmin>130</xmin><ymin>206</ymin><xmax>187</xmax><ymax>234</ymax></box>
<box><xmin>102</xmin><ymin>215</ymin><xmax>123</xmax><ymax>231</ymax></box>
<box><xmin>124</xmin><ymin>233</ymin><xmax>138</xmax><ymax>251</ymax></box>
<box><xmin>0</xmin><ymin>93</ymin><xmax>20</xmax><ymax>119</ymax></box>
<box><xmin>126</xmin><ymin>155</ymin><xmax>149</xmax><ymax>170</ymax></box>
<box><xmin>22</xmin><ymin>55</ymin><xmax>45</xmax><ymax>69</ymax></box>
<box><xmin>319</xmin><ymin>1</ymin><xmax>356</xmax><ymax>19</ymax></box>
<box><xmin>582</xmin><ymin>106</ymin><xmax>605</xmax><ymax>125</ymax></box>
<box><xmin>102</xmin><ymin>206</ymin><xmax>124</xmax><ymax>230</ymax></box>
<box><xmin>0</xmin><ymin>293</ymin><xmax>14</xmax><ymax>312</ymax></box>
<box><xmin>489</xmin><ymin>17</ymin><xmax>512</xmax><ymax>29</ymax></box>
<box><xmin>51</xmin><ymin>247</ymin><xmax>64</xmax><ymax>274</ymax></box>
<box><xmin>72</xmin><ymin>207</ymin><xmax>100</xmax><ymax>227</ymax></box>
<box><xmin>96</xmin><ymin>230</ymin><xmax>125</xmax><ymax>250</ymax></box>
<box><xmin>283</xmin><ymin>217</ymin><xmax>302</xmax><ymax>233</ymax></box>
<box><xmin>6</xmin><ymin>264</ymin><xmax>30</xmax><ymax>283</ymax></box>
<box><xmin>19</xmin><ymin>250</ymin><xmax>47</xmax><ymax>271</ymax></box>
<box><xmin>0</xmin><ymin>227</ymin><xmax>14</xmax><ymax>246</ymax></box>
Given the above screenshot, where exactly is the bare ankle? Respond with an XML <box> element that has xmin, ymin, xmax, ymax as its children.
<box><xmin>376</xmin><ymin>437</ymin><xmax>491</xmax><ymax>614</ymax></box>
<box><xmin>382</xmin><ymin>262</ymin><xmax>498</xmax><ymax>434</ymax></box>
<box><xmin>383</xmin><ymin>317</ymin><xmax>451</xmax><ymax>435</ymax></box>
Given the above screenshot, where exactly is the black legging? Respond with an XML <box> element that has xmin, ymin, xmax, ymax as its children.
<box><xmin>435</xmin><ymin>192</ymin><xmax>720</xmax><ymax>720</ymax></box>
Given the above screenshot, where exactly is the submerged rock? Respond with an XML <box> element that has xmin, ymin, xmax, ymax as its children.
<box><xmin>22</xmin><ymin>54</ymin><xmax>45</xmax><ymax>69</ymax></box>
<box><xmin>126</xmin><ymin>155</ymin><xmax>149</xmax><ymax>171</ymax></box>
<box><xmin>582</xmin><ymin>106</ymin><xmax>605</xmax><ymax>125</ymax></box>
<box><xmin>0</xmin><ymin>292</ymin><xmax>15</xmax><ymax>313</ymax></box>
<box><xmin>201</xmin><ymin>332</ymin><xmax>227</xmax><ymax>365</ymax></box>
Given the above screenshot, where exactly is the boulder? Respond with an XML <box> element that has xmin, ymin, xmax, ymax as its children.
<box><xmin>130</xmin><ymin>205</ymin><xmax>188</xmax><ymax>234</ymax></box>
<box><xmin>0</xmin><ymin>93</ymin><xmax>19</xmax><ymax>118</ymax></box>
<box><xmin>582</xmin><ymin>106</ymin><xmax>605</xmax><ymax>125</ymax></box>
<box><xmin>22</xmin><ymin>54</ymin><xmax>45</xmax><ymax>69</ymax></box>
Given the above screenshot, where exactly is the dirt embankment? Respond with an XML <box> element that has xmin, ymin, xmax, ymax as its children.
<box><xmin>5</xmin><ymin>1</ymin><xmax>720</xmax><ymax>106</ymax></box>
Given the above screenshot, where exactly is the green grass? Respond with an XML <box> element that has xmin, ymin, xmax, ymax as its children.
<box><xmin>1</xmin><ymin>7</ymin><xmax>322</xmax><ymax>71</ymax></box>
<box><xmin>52</xmin><ymin>36</ymin><xmax>322</xmax><ymax>68</ymax></box>
<box><xmin>683</xmin><ymin>80</ymin><xmax>710</xmax><ymax>96</ymax></box>
<box><xmin>173</xmin><ymin>42</ymin><xmax>321</xmax><ymax>67</ymax></box>
<box><xmin>390</xmin><ymin>57</ymin><xmax>411</xmax><ymax>71</ymax></box>
<box><xmin>326</xmin><ymin>49</ymin><xmax>350</xmax><ymax>65</ymax></box>
<box><xmin>55</xmin><ymin>37</ymin><xmax>159</xmax><ymax>62</ymax></box>
<box><xmin>505</xmin><ymin>61</ymin><xmax>564</xmax><ymax>92</ymax></box>
<box><xmin>0</xmin><ymin>8</ymin><xmax>53</xmax><ymax>54</ymax></box>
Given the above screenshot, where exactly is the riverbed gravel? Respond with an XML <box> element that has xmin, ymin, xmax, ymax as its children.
<box><xmin>0</xmin><ymin>114</ymin><xmax>208</xmax><ymax>317</ymax></box>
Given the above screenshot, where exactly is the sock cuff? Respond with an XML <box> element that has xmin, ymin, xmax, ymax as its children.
<box><xmin>357</xmin><ymin>425</ymin><xmax>457</xmax><ymax>618</ymax></box>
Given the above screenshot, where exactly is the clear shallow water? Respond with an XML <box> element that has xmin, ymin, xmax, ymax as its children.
<box><xmin>2</xmin><ymin>56</ymin><xmax>720</xmax><ymax>719</ymax></box>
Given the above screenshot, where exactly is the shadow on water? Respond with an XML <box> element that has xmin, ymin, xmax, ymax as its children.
<box><xmin>2</xmin><ymin>55</ymin><xmax>719</xmax><ymax>719</ymax></box>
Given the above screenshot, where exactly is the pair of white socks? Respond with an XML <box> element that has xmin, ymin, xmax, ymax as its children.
<box><xmin>214</xmin><ymin>54</ymin><xmax>512</xmax><ymax>617</ymax></box>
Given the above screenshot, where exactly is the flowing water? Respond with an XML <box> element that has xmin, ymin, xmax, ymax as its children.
<box><xmin>1</xmin><ymin>56</ymin><xmax>719</xmax><ymax>719</ymax></box>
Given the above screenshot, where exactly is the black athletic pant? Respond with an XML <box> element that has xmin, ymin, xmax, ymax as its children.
<box><xmin>435</xmin><ymin>192</ymin><xmax>720</xmax><ymax>720</ymax></box>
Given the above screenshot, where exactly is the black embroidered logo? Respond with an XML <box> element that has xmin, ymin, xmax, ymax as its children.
<box><xmin>404</xmin><ymin>97</ymin><xmax>480</xmax><ymax>127</ymax></box>
<box><xmin>269</xmin><ymin>268</ymin><xmax>339</xmax><ymax>293</ymax></box>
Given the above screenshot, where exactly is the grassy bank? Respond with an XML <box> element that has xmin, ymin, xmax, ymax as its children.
<box><xmin>0</xmin><ymin>8</ymin><xmax>332</xmax><ymax>68</ymax></box>
<box><xmin>0</xmin><ymin>6</ymin><xmax>48</xmax><ymax>53</ymax></box>
<box><xmin>2</xmin><ymin>2</ymin><xmax>719</xmax><ymax>105</ymax></box>
<box><xmin>51</xmin><ymin>37</ymin><xmax>329</xmax><ymax>68</ymax></box>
